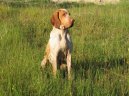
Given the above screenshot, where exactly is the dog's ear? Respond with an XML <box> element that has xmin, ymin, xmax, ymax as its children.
<box><xmin>51</xmin><ymin>11</ymin><xmax>61</xmax><ymax>28</ymax></box>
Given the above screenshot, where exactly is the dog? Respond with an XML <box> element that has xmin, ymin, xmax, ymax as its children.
<box><xmin>41</xmin><ymin>9</ymin><xmax>74</xmax><ymax>79</ymax></box>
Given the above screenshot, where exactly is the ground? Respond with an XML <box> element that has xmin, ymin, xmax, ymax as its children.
<box><xmin>0</xmin><ymin>1</ymin><xmax>129</xmax><ymax>96</ymax></box>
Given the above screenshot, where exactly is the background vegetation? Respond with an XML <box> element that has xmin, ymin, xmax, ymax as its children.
<box><xmin>0</xmin><ymin>0</ymin><xmax>129</xmax><ymax>95</ymax></box>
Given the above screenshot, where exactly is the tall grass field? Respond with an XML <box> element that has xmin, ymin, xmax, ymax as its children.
<box><xmin>0</xmin><ymin>0</ymin><xmax>129</xmax><ymax>96</ymax></box>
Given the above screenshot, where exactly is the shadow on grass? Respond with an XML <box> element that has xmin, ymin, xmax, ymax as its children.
<box><xmin>73</xmin><ymin>57</ymin><xmax>127</xmax><ymax>70</ymax></box>
<box><xmin>0</xmin><ymin>0</ymin><xmax>51</xmax><ymax>8</ymax></box>
<box><xmin>40</xmin><ymin>57</ymin><xmax>128</xmax><ymax>80</ymax></box>
<box><xmin>73</xmin><ymin>57</ymin><xmax>128</xmax><ymax>80</ymax></box>
<box><xmin>0</xmin><ymin>1</ymin><xmax>95</xmax><ymax>8</ymax></box>
<box><xmin>57</xmin><ymin>2</ymin><xmax>95</xmax><ymax>8</ymax></box>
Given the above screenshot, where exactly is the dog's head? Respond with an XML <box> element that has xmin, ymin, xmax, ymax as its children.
<box><xmin>51</xmin><ymin>9</ymin><xmax>74</xmax><ymax>29</ymax></box>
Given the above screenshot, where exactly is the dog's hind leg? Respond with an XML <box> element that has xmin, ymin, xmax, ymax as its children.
<box><xmin>41</xmin><ymin>56</ymin><xmax>47</xmax><ymax>68</ymax></box>
<box><xmin>41</xmin><ymin>43</ymin><xmax>50</xmax><ymax>68</ymax></box>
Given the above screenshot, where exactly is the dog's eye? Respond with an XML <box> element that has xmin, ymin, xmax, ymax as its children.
<box><xmin>63</xmin><ymin>13</ymin><xmax>66</xmax><ymax>16</ymax></box>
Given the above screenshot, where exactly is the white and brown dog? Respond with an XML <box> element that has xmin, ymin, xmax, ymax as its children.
<box><xmin>41</xmin><ymin>9</ymin><xmax>74</xmax><ymax>79</ymax></box>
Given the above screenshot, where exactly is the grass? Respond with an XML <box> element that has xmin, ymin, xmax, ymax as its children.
<box><xmin>0</xmin><ymin>1</ymin><xmax>129</xmax><ymax>96</ymax></box>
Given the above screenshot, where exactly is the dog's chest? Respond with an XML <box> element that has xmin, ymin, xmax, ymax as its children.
<box><xmin>59</xmin><ymin>32</ymin><xmax>67</xmax><ymax>51</ymax></box>
<box><xmin>50</xmin><ymin>28</ymin><xmax>72</xmax><ymax>53</ymax></box>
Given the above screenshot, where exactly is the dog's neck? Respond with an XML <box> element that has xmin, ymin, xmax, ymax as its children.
<box><xmin>53</xmin><ymin>26</ymin><xmax>68</xmax><ymax>34</ymax></box>
<box><xmin>52</xmin><ymin>26</ymin><xmax>69</xmax><ymax>40</ymax></box>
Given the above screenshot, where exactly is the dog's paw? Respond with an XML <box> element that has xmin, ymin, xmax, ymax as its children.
<box><xmin>41</xmin><ymin>59</ymin><xmax>47</xmax><ymax>68</ymax></box>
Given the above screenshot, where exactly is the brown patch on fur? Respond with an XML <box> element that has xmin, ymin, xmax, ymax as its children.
<box><xmin>51</xmin><ymin>11</ymin><xmax>61</xmax><ymax>29</ymax></box>
<box><xmin>41</xmin><ymin>42</ymin><xmax>50</xmax><ymax>69</ymax></box>
<box><xmin>44</xmin><ymin>42</ymin><xmax>50</xmax><ymax>59</ymax></box>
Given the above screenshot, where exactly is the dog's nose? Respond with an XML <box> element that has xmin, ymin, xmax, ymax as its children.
<box><xmin>70</xmin><ymin>19</ymin><xmax>74</xmax><ymax>27</ymax></box>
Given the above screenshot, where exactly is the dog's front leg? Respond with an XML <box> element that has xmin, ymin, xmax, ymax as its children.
<box><xmin>66</xmin><ymin>50</ymin><xmax>72</xmax><ymax>80</ymax></box>
<box><xmin>50</xmin><ymin>50</ymin><xmax>59</xmax><ymax>77</ymax></box>
<box><xmin>52</xmin><ymin>57</ymin><xmax>57</xmax><ymax>77</ymax></box>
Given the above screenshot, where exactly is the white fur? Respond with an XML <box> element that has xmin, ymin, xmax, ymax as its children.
<box><xmin>48</xmin><ymin>27</ymin><xmax>72</xmax><ymax>64</ymax></box>
<box><xmin>41</xmin><ymin>9</ymin><xmax>73</xmax><ymax>79</ymax></box>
